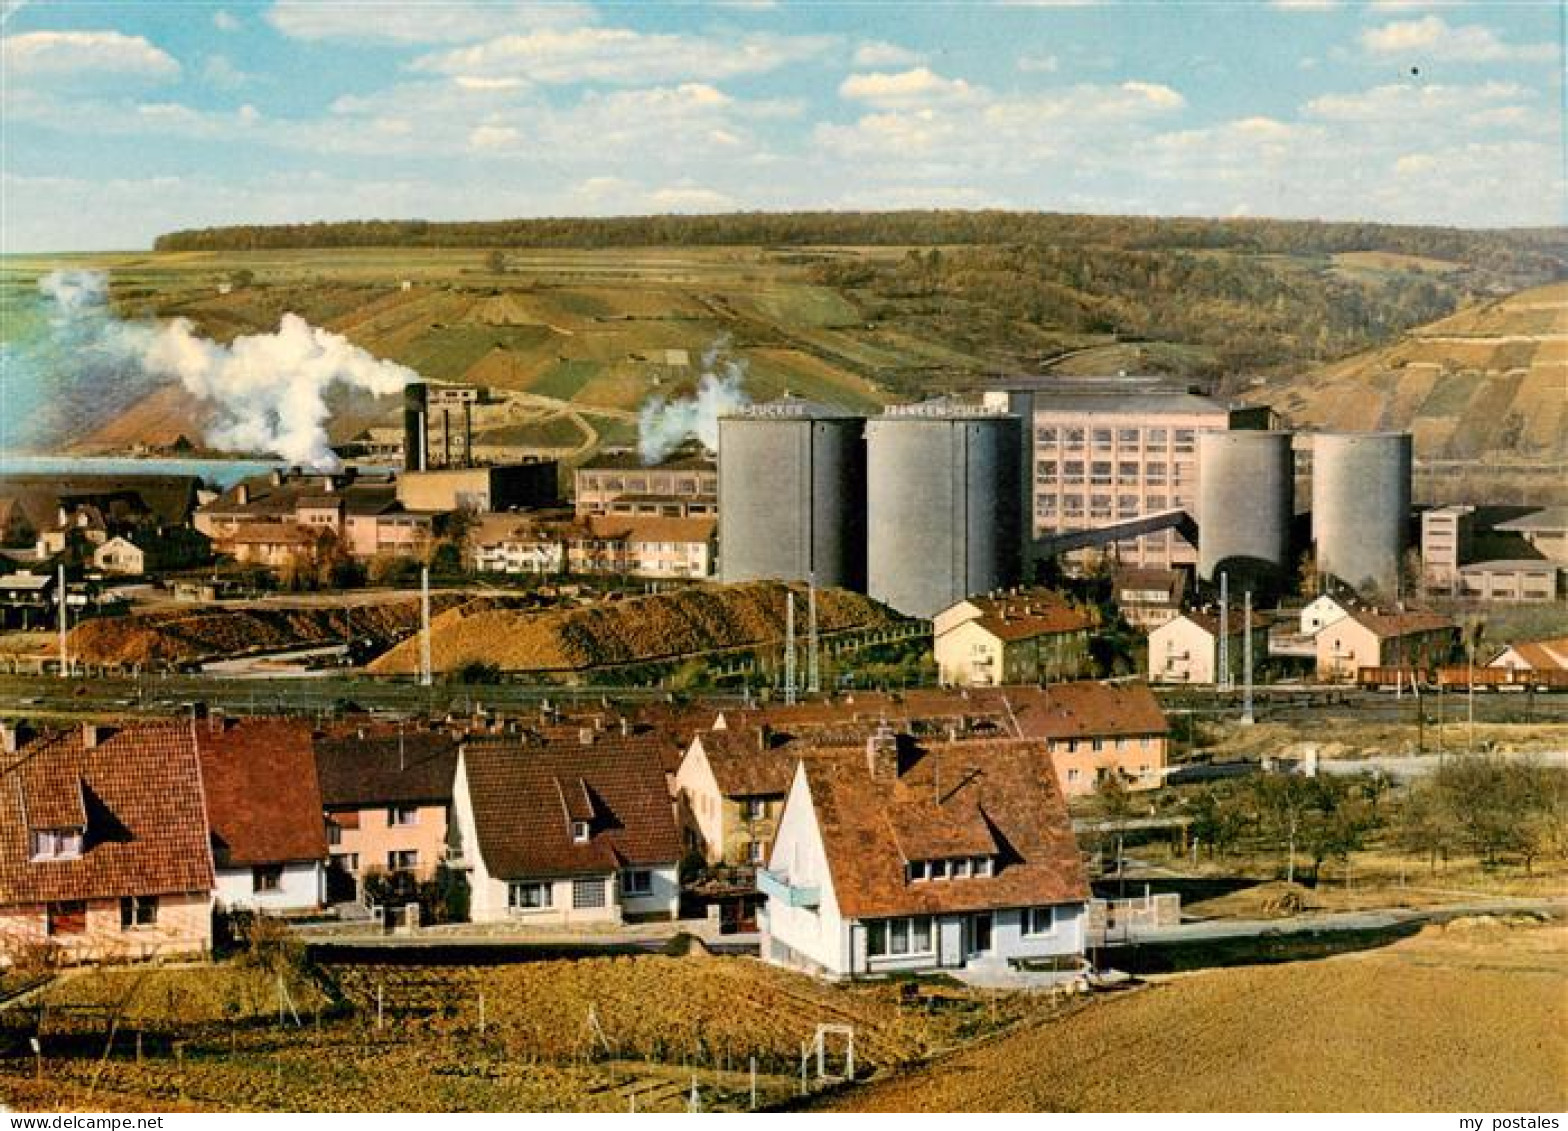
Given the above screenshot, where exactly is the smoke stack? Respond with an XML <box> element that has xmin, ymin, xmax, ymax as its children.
<box><xmin>403</xmin><ymin>382</ymin><xmax>429</xmax><ymax>472</ymax></box>
<box><xmin>234</xmin><ymin>483</ymin><xmax>249</xmax><ymax>505</ymax></box>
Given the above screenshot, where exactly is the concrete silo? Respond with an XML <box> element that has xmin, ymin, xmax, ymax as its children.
<box><xmin>866</xmin><ymin>401</ymin><xmax>1023</xmax><ymax>620</ymax></box>
<box><xmin>718</xmin><ymin>398</ymin><xmax>866</xmax><ymax>591</ymax></box>
<box><xmin>1197</xmin><ymin>430</ymin><xmax>1295</xmax><ymax>592</ymax></box>
<box><xmin>1311</xmin><ymin>431</ymin><xmax>1413</xmax><ymax>596</ymax></box>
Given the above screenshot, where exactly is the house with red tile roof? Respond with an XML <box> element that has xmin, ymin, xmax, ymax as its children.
<box><xmin>197</xmin><ymin>718</ymin><xmax>327</xmax><ymax>913</ymax></box>
<box><xmin>0</xmin><ymin>722</ymin><xmax>214</xmax><ymax>964</ymax></box>
<box><xmin>1148</xmin><ymin>608</ymin><xmax>1271</xmax><ymax>686</ymax></box>
<box><xmin>761</xmin><ymin>729</ymin><xmax>1089</xmax><ymax>980</ymax></box>
<box><xmin>452</xmin><ymin>735</ymin><xmax>682</xmax><ymax>925</ymax></box>
<box><xmin>313</xmin><ymin>726</ymin><xmax>460</xmax><ymax>903</ymax></box>
<box><xmin>1316</xmin><ymin>609</ymin><xmax>1459</xmax><ymax>682</ymax></box>
<box><xmin>1488</xmin><ymin>635</ymin><xmax>1568</xmax><ymax>673</ymax></box>
<box><xmin>933</xmin><ymin>591</ymin><xmax>1094</xmax><ymax>687</ymax></box>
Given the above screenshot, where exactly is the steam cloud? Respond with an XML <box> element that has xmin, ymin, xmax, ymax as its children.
<box><xmin>5</xmin><ymin>269</ymin><xmax>415</xmax><ymax>469</ymax></box>
<box><xmin>637</xmin><ymin>336</ymin><xmax>750</xmax><ymax>464</ymax></box>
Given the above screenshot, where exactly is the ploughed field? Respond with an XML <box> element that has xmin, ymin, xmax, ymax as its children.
<box><xmin>823</xmin><ymin>917</ymin><xmax>1568</xmax><ymax>1112</ymax></box>
<box><xmin>0</xmin><ymin>952</ymin><xmax>1043</xmax><ymax>1112</ymax></box>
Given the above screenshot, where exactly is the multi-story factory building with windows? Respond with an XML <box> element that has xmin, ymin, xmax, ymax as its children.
<box><xmin>985</xmin><ymin>383</ymin><xmax>1271</xmax><ymax>572</ymax></box>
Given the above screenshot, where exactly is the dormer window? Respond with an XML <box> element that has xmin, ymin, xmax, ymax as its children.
<box><xmin>905</xmin><ymin>855</ymin><xmax>995</xmax><ymax>883</ymax></box>
<box><xmin>571</xmin><ymin>820</ymin><xmax>591</xmax><ymax>843</ymax></box>
<box><xmin>30</xmin><ymin>828</ymin><xmax>83</xmax><ymax>861</ymax></box>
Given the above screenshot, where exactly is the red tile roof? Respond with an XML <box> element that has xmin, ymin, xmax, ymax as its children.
<box><xmin>1346</xmin><ymin>609</ymin><xmax>1459</xmax><ymax>639</ymax></box>
<box><xmin>1003</xmin><ymin>682</ymin><xmax>1170</xmax><ymax>740</ymax></box>
<box><xmin>960</xmin><ymin>593</ymin><xmax>1094</xmax><ymax>642</ymax></box>
<box><xmin>197</xmin><ymin>719</ymin><xmax>327</xmax><ymax>867</ymax></box>
<box><xmin>0</xmin><ymin>724</ymin><xmax>214</xmax><ymax>905</ymax></box>
<box><xmin>461</xmin><ymin>737</ymin><xmax>681</xmax><ymax>880</ymax></box>
<box><xmin>313</xmin><ymin>726</ymin><xmax>459</xmax><ymax>809</ymax></box>
<box><xmin>798</xmin><ymin>737</ymin><xmax>1088</xmax><ymax>919</ymax></box>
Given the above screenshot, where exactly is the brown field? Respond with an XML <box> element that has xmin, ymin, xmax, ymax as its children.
<box><xmin>825</xmin><ymin>918</ymin><xmax>1568</xmax><ymax>1112</ymax></box>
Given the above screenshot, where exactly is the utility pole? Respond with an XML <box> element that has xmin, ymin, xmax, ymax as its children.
<box><xmin>419</xmin><ymin>566</ymin><xmax>432</xmax><ymax>688</ymax></box>
<box><xmin>1241</xmin><ymin>588</ymin><xmax>1255</xmax><ymax>725</ymax></box>
<box><xmin>807</xmin><ymin>574</ymin><xmax>821</xmax><ymax>695</ymax></box>
<box><xmin>56</xmin><ymin>564</ymin><xmax>68</xmax><ymax>679</ymax></box>
<box><xmin>784</xmin><ymin>591</ymin><xmax>797</xmax><ymax>706</ymax></box>
<box><xmin>1217</xmin><ymin>572</ymin><xmax>1230</xmax><ymax>691</ymax></box>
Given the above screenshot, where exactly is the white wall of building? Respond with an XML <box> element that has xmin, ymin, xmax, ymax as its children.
<box><xmin>215</xmin><ymin>861</ymin><xmax>324</xmax><ymax>913</ymax></box>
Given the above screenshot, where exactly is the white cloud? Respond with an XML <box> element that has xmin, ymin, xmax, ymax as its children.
<box><xmin>415</xmin><ymin>26</ymin><xmax>835</xmax><ymax>85</ymax></box>
<box><xmin>647</xmin><ymin>185</ymin><xmax>734</xmax><ymax>210</ymax></box>
<box><xmin>201</xmin><ymin>54</ymin><xmax>254</xmax><ymax>90</ymax></box>
<box><xmin>212</xmin><ymin>10</ymin><xmax>240</xmax><ymax>32</ymax></box>
<box><xmin>1</xmin><ymin>30</ymin><xmax>179</xmax><ymax>81</ymax></box>
<box><xmin>266</xmin><ymin>1</ymin><xmax>595</xmax><ymax>44</ymax></box>
<box><xmin>469</xmin><ymin>123</ymin><xmax>520</xmax><ymax>150</ymax></box>
<box><xmin>1269</xmin><ymin>0</ymin><xmax>1341</xmax><ymax>10</ymax></box>
<box><xmin>1394</xmin><ymin>153</ymin><xmax>1436</xmax><ymax>175</ymax></box>
<box><xmin>1017</xmin><ymin>51</ymin><xmax>1059</xmax><ymax>74</ymax></box>
<box><xmin>853</xmin><ymin>40</ymin><xmax>924</xmax><ymax>67</ymax></box>
<box><xmin>1361</xmin><ymin>16</ymin><xmax>1554</xmax><ymax>62</ymax></box>
<box><xmin>1306</xmin><ymin>80</ymin><xmax>1525</xmax><ymax>122</ymax></box>
<box><xmin>839</xmin><ymin>68</ymin><xmax>979</xmax><ymax>107</ymax></box>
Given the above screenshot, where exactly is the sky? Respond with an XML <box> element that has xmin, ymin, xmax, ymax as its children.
<box><xmin>1</xmin><ymin>0</ymin><xmax>1563</xmax><ymax>251</ymax></box>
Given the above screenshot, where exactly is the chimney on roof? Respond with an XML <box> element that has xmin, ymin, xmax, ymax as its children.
<box><xmin>0</xmin><ymin>721</ymin><xmax>30</xmax><ymax>755</ymax></box>
<box><xmin>579</xmin><ymin>727</ymin><xmax>596</xmax><ymax>746</ymax></box>
<box><xmin>82</xmin><ymin>722</ymin><xmax>105</xmax><ymax>749</ymax></box>
<box><xmin>234</xmin><ymin>484</ymin><xmax>249</xmax><ymax>506</ymax></box>
<box><xmin>270</xmin><ymin>469</ymin><xmax>284</xmax><ymax>487</ymax></box>
<box><xmin>758</xmin><ymin>723</ymin><xmax>773</xmax><ymax>752</ymax></box>
<box><xmin>866</xmin><ymin>724</ymin><xmax>900</xmax><ymax>780</ymax></box>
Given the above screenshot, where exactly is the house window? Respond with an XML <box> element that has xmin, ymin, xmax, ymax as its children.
<box><xmin>573</xmin><ymin>878</ymin><xmax>607</xmax><ymax>909</ymax></box>
<box><xmin>621</xmin><ymin>869</ymin><xmax>653</xmax><ymax>897</ymax></box>
<box><xmin>252</xmin><ymin>865</ymin><xmax>283</xmax><ymax>893</ymax></box>
<box><xmin>508</xmin><ymin>881</ymin><xmax>552</xmax><ymax>910</ymax></box>
<box><xmin>387</xmin><ymin>849</ymin><xmax>418</xmax><ymax>871</ymax></box>
<box><xmin>120</xmin><ymin>895</ymin><xmax>158</xmax><ymax>930</ymax></box>
<box><xmin>47</xmin><ymin>901</ymin><xmax>87</xmax><ymax>936</ymax></box>
<box><xmin>326</xmin><ymin>822</ymin><xmax>343</xmax><ymax>847</ymax></box>
<box><xmin>748</xmin><ymin>840</ymin><xmax>768</xmax><ymax>865</ymax></box>
<box><xmin>907</xmin><ymin>860</ymin><xmax>929</xmax><ymax>882</ymax></box>
<box><xmin>929</xmin><ymin>859</ymin><xmax>949</xmax><ymax>880</ymax></box>
<box><xmin>332</xmin><ymin>852</ymin><xmax>359</xmax><ymax>874</ymax></box>
<box><xmin>1024</xmin><ymin>906</ymin><xmax>1058</xmax><ymax>937</ymax></box>
<box><xmin>952</xmin><ymin>857</ymin><xmax>973</xmax><ymax>879</ymax></box>
<box><xmin>1067</xmin><ymin>768</ymin><xmax>1080</xmax><ymax>783</ymax></box>
<box><xmin>571</xmin><ymin>820</ymin><xmax>591</xmax><ymax>843</ymax></box>
<box><xmin>866</xmin><ymin>916</ymin><xmax>934</xmax><ymax>958</ymax></box>
<box><xmin>973</xmin><ymin>856</ymin><xmax>994</xmax><ymax>877</ymax></box>
<box><xmin>387</xmin><ymin>806</ymin><xmax>419</xmax><ymax>827</ymax></box>
<box><xmin>743</xmin><ymin>799</ymin><xmax>767</xmax><ymax>821</ymax></box>
<box><xmin>29</xmin><ymin>828</ymin><xmax>84</xmax><ymax>861</ymax></box>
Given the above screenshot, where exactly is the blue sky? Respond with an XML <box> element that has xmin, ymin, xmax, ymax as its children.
<box><xmin>2</xmin><ymin>1</ymin><xmax>1563</xmax><ymax>251</ymax></box>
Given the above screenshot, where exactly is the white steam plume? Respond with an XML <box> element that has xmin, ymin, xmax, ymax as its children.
<box><xmin>15</xmin><ymin>269</ymin><xmax>415</xmax><ymax>469</ymax></box>
<box><xmin>637</xmin><ymin>336</ymin><xmax>749</xmax><ymax>464</ymax></box>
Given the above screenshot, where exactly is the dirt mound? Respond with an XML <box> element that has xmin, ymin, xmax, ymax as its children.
<box><xmin>69</xmin><ymin>596</ymin><xmax>464</xmax><ymax>667</ymax></box>
<box><xmin>368</xmin><ymin>581</ymin><xmax>903</xmax><ymax>675</ymax></box>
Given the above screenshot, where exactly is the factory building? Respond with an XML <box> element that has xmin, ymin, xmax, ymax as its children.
<box><xmin>403</xmin><ymin>383</ymin><xmax>485</xmax><ymax>471</ymax></box>
<box><xmin>866</xmin><ymin>401</ymin><xmax>1023</xmax><ymax>619</ymax></box>
<box><xmin>574</xmin><ymin>446</ymin><xmax>717</xmax><ymax>518</ymax></box>
<box><xmin>1310</xmin><ymin>432</ymin><xmax>1412</xmax><ymax>597</ymax></box>
<box><xmin>394</xmin><ymin>462</ymin><xmax>558</xmax><ymax>514</ymax></box>
<box><xmin>1196</xmin><ymin>430</ymin><xmax>1295</xmax><ymax>593</ymax></box>
<box><xmin>984</xmin><ymin>380</ymin><xmax>1271</xmax><ymax>573</ymax></box>
<box><xmin>718</xmin><ymin>398</ymin><xmax>866</xmax><ymax>591</ymax></box>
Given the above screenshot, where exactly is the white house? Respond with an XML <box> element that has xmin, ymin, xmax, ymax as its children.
<box><xmin>932</xmin><ymin>591</ymin><xmax>1093</xmax><ymax>688</ymax></box>
<box><xmin>453</xmin><ymin>736</ymin><xmax>682</xmax><ymax>926</ymax></box>
<box><xmin>198</xmin><ymin>718</ymin><xmax>327</xmax><ymax>913</ymax></box>
<box><xmin>760</xmin><ymin>729</ymin><xmax>1089</xmax><ymax>980</ymax></box>
<box><xmin>1299</xmin><ymin>594</ymin><xmax>1351</xmax><ymax>637</ymax></box>
<box><xmin>1148</xmin><ymin>609</ymin><xmax>1270</xmax><ymax>686</ymax></box>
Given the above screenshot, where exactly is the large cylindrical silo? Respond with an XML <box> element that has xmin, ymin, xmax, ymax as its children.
<box><xmin>866</xmin><ymin>402</ymin><xmax>1022</xmax><ymax>620</ymax></box>
<box><xmin>1312</xmin><ymin>431</ymin><xmax>1412</xmax><ymax>595</ymax></box>
<box><xmin>718</xmin><ymin>399</ymin><xmax>866</xmax><ymax>590</ymax></box>
<box><xmin>1197</xmin><ymin>430</ymin><xmax>1294</xmax><ymax>591</ymax></box>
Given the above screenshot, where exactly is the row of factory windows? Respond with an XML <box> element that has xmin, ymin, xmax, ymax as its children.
<box><xmin>1037</xmin><ymin>494</ymin><xmax>1191</xmax><ymax>518</ymax></box>
<box><xmin>1035</xmin><ymin>427</ymin><xmax>1198</xmax><ymax>452</ymax></box>
<box><xmin>1036</xmin><ymin>459</ymin><xmax>1195</xmax><ymax>486</ymax></box>
<box><xmin>580</xmin><ymin>474</ymin><xmax>713</xmax><ymax>495</ymax></box>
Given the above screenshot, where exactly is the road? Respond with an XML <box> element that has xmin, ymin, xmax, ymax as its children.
<box><xmin>1120</xmin><ymin>897</ymin><xmax>1566</xmax><ymax>947</ymax></box>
